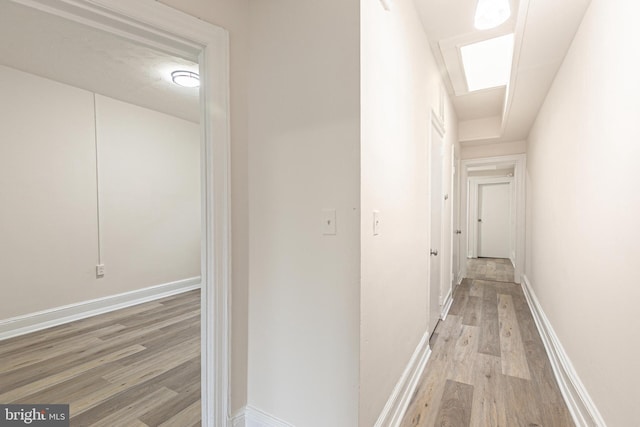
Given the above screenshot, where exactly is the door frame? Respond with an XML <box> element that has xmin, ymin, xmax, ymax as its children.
<box><xmin>428</xmin><ymin>110</ymin><xmax>446</xmax><ymax>331</ymax></box>
<box><xmin>461</xmin><ymin>154</ymin><xmax>526</xmax><ymax>283</ymax></box>
<box><xmin>8</xmin><ymin>1</ymin><xmax>232</xmax><ymax>425</ymax></box>
<box><xmin>468</xmin><ymin>177</ymin><xmax>514</xmax><ymax>259</ymax></box>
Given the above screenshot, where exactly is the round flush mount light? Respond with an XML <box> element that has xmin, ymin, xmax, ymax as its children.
<box><xmin>474</xmin><ymin>0</ymin><xmax>511</xmax><ymax>30</ymax></box>
<box><xmin>171</xmin><ymin>70</ymin><xmax>200</xmax><ymax>88</ymax></box>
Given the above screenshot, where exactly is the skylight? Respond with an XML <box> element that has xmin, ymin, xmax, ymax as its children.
<box><xmin>461</xmin><ymin>34</ymin><xmax>514</xmax><ymax>92</ymax></box>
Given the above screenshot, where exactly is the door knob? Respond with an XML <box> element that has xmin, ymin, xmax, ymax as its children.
<box><xmin>455</xmin><ymin>230</ymin><xmax>462</xmax><ymax>235</ymax></box>
<box><xmin>430</xmin><ymin>249</ymin><xmax>438</xmax><ymax>256</ymax></box>
<box><xmin>477</xmin><ymin>218</ymin><xmax>482</xmax><ymax>222</ymax></box>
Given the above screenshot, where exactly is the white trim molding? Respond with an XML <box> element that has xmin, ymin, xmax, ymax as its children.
<box><xmin>231</xmin><ymin>409</ymin><xmax>246</xmax><ymax>427</ymax></box>
<box><xmin>374</xmin><ymin>331</ymin><xmax>432</xmax><ymax>427</ymax></box>
<box><xmin>231</xmin><ymin>406</ymin><xmax>294</xmax><ymax>427</ymax></box>
<box><xmin>0</xmin><ymin>277</ymin><xmax>200</xmax><ymax>341</ymax></box>
<box><xmin>521</xmin><ymin>275</ymin><xmax>607</xmax><ymax>427</ymax></box>
<box><xmin>440</xmin><ymin>289</ymin><xmax>453</xmax><ymax>321</ymax></box>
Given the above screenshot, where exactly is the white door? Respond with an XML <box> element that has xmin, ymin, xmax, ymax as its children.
<box><xmin>429</xmin><ymin>124</ymin><xmax>443</xmax><ymax>333</ymax></box>
<box><xmin>478</xmin><ymin>182</ymin><xmax>510</xmax><ymax>258</ymax></box>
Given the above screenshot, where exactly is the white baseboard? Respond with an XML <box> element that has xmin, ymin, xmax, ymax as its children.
<box><xmin>374</xmin><ymin>330</ymin><xmax>432</xmax><ymax>427</ymax></box>
<box><xmin>441</xmin><ymin>289</ymin><xmax>453</xmax><ymax>320</ymax></box>
<box><xmin>521</xmin><ymin>275</ymin><xmax>607</xmax><ymax>427</ymax></box>
<box><xmin>231</xmin><ymin>409</ymin><xmax>246</xmax><ymax>427</ymax></box>
<box><xmin>0</xmin><ymin>277</ymin><xmax>201</xmax><ymax>341</ymax></box>
<box><xmin>231</xmin><ymin>406</ymin><xmax>294</xmax><ymax>427</ymax></box>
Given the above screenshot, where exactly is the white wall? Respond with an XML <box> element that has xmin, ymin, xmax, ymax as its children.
<box><xmin>0</xmin><ymin>65</ymin><xmax>200</xmax><ymax>318</ymax></box>
<box><xmin>0</xmin><ymin>65</ymin><xmax>98</xmax><ymax>317</ymax></box>
<box><xmin>526</xmin><ymin>0</ymin><xmax>640</xmax><ymax>425</ymax></box>
<box><xmin>461</xmin><ymin>140</ymin><xmax>526</xmax><ymax>159</ymax></box>
<box><xmin>248</xmin><ymin>1</ymin><xmax>360</xmax><ymax>425</ymax></box>
<box><xmin>360</xmin><ymin>0</ymin><xmax>458</xmax><ymax>424</ymax></box>
<box><xmin>96</xmin><ymin>95</ymin><xmax>200</xmax><ymax>294</ymax></box>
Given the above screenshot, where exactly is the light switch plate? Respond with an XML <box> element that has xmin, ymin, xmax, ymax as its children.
<box><xmin>373</xmin><ymin>210</ymin><xmax>381</xmax><ymax>236</ymax></box>
<box><xmin>322</xmin><ymin>209</ymin><xmax>336</xmax><ymax>235</ymax></box>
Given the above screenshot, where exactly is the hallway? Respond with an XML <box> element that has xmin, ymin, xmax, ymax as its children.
<box><xmin>400</xmin><ymin>260</ymin><xmax>572</xmax><ymax>426</ymax></box>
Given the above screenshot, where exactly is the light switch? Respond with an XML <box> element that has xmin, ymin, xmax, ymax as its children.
<box><xmin>322</xmin><ymin>209</ymin><xmax>336</xmax><ymax>235</ymax></box>
<box><xmin>373</xmin><ymin>210</ymin><xmax>380</xmax><ymax>236</ymax></box>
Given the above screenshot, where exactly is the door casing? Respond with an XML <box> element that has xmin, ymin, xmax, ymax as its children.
<box><xmin>460</xmin><ymin>154</ymin><xmax>526</xmax><ymax>283</ymax></box>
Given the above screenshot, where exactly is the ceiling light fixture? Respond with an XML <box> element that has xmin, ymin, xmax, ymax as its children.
<box><xmin>474</xmin><ymin>0</ymin><xmax>511</xmax><ymax>30</ymax></box>
<box><xmin>171</xmin><ymin>70</ymin><xmax>200</xmax><ymax>88</ymax></box>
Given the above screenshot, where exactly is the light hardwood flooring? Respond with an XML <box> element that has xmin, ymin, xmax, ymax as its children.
<box><xmin>0</xmin><ymin>290</ymin><xmax>201</xmax><ymax>426</ymax></box>
<box><xmin>400</xmin><ymin>271</ymin><xmax>573</xmax><ymax>426</ymax></box>
<box><xmin>466</xmin><ymin>257</ymin><xmax>514</xmax><ymax>283</ymax></box>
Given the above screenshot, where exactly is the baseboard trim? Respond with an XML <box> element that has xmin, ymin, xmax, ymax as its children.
<box><xmin>441</xmin><ymin>289</ymin><xmax>453</xmax><ymax>320</ymax></box>
<box><xmin>374</xmin><ymin>330</ymin><xmax>432</xmax><ymax>427</ymax></box>
<box><xmin>231</xmin><ymin>409</ymin><xmax>246</xmax><ymax>427</ymax></box>
<box><xmin>231</xmin><ymin>406</ymin><xmax>294</xmax><ymax>427</ymax></box>
<box><xmin>0</xmin><ymin>277</ymin><xmax>201</xmax><ymax>341</ymax></box>
<box><xmin>521</xmin><ymin>275</ymin><xmax>606</xmax><ymax>427</ymax></box>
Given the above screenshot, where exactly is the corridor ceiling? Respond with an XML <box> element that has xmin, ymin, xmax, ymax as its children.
<box><xmin>415</xmin><ymin>0</ymin><xmax>591</xmax><ymax>145</ymax></box>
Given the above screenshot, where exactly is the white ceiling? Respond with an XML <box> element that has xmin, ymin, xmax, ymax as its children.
<box><xmin>0</xmin><ymin>1</ymin><xmax>200</xmax><ymax>123</ymax></box>
<box><xmin>415</xmin><ymin>0</ymin><xmax>592</xmax><ymax>145</ymax></box>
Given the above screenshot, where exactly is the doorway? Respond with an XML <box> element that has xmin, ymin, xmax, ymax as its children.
<box><xmin>428</xmin><ymin>112</ymin><xmax>445</xmax><ymax>334</ymax></box>
<box><xmin>2</xmin><ymin>1</ymin><xmax>230</xmax><ymax>425</ymax></box>
<box><xmin>460</xmin><ymin>154</ymin><xmax>526</xmax><ymax>283</ymax></box>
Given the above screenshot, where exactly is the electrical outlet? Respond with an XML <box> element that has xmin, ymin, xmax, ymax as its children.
<box><xmin>96</xmin><ymin>264</ymin><xmax>105</xmax><ymax>277</ymax></box>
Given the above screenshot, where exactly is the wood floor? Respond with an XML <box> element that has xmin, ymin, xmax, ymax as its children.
<box><xmin>0</xmin><ymin>290</ymin><xmax>201</xmax><ymax>427</ymax></box>
<box><xmin>400</xmin><ymin>272</ymin><xmax>574</xmax><ymax>426</ymax></box>
<box><xmin>466</xmin><ymin>258</ymin><xmax>514</xmax><ymax>283</ymax></box>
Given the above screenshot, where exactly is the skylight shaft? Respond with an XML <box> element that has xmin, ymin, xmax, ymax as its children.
<box><xmin>461</xmin><ymin>33</ymin><xmax>514</xmax><ymax>92</ymax></box>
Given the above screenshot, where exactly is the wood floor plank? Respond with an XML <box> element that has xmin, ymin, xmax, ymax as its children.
<box><xmin>88</xmin><ymin>386</ymin><xmax>178</xmax><ymax>427</ymax></box>
<box><xmin>70</xmin><ymin>358</ymin><xmax>198</xmax><ymax>421</ymax></box>
<box><xmin>13</xmin><ymin>363</ymin><xmax>115</xmax><ymax>406</ymax></box>
<box><xmin>157</xmin><ymin>400</ymin><xmax>201</xmax><ymax>427</ymax></box>
<box><xmin>462</xmin><ymin>296</ymin><xmax>482</xmax><ymax>326</ymax></box>
<box><xmin>448</xmin><ymin>285</ymin><xmax>469</xmax><ymax>316</ymax></box>
<box><xmin>497</xmin><ymin>293</ymin><xmax>531</xmax><ymax>380</ymax></box>
<box><xmin>433</xmin><ymin>380</ymin><xmax>474</xmax><ymax>427</ymax></box>
<box><xmin>469</xmin><ymin>280</ymin><xmax>484</xmax><ymax>298</ymax></box>
<box><xmin>0</xmin><ymin>336</ymin><xmax>104</xmax><ymax>373</ymax></box>
<box><xmin>502</xmin><ymin>375</ymin><xmax>545</xmax><ymax>427</ymax></box>
<box><xmin>139</xmin><ymin>382</ymin><xmax>200</xmax><ymax>426</ymax></box>
<box><xmin>0</xmin><ymin>345</ymin><xmax>146</xmax><ymax>402</ymax></box>
<box><xmin>449</xmin><ymin>325</ymin><xmax>480</xmax><ymax>385</ymax></box>
<box><xmin>478</xmin><ymin>285</ymin><xmax>501</xmax><ymax>357</ymax></box>
<box><xmin>103</xmin><ymin>336</ymin><xmax>199</xmax><ymax>387</ymax></box>
<box><xmin>469</xmin><ymin>354</ymin><xmax>507</xmax><ymax>427</ymax></box>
